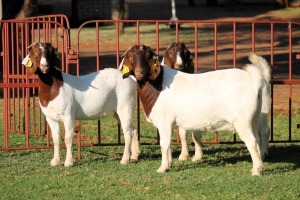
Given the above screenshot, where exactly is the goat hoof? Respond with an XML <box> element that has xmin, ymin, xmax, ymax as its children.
<box><xmin>130</xmin><ymin>159</ymin><xmax>138</xmax><ymax>163</ymax></box>
<box><xmin>192</xmin><ymin>156</ymin><xmax>202</xmax><ymax>162</ymax></box>
<box><xmin>64</xmin><ymin>160</ymin><xmax>74</xmax><ymax>167</ymax></box>
<box><xmin>251</xmin><ymin>171</ymin><xmax>261</xmax><ymax>176</ymax></box>
<box><xmin>120</xmin><ymin>159</ymin><xmax>130</xmax><ymax>165</ymax></box>
<box><xmin>178</xmin><ymin>154</ymin><xmax>189</xmax><ymax>161</ymax></box>
<box><xmin>251</xmin><ymin>167</ymin><xmax>263</xmax><ymax>176</ymax></box>
<box><xmin>130</xmin><ymin>155</ymin><xmax>140</xmax><ymax>161</ymax></box>
<box><xmin>50</xmin><ymin>158</ymin><xmax>60</xmax><ymax>166</ymax></box>
<box><xmin>156</xmin><ymin>166</ymin><xmax>168</xmax><ymax>173</ymax></box>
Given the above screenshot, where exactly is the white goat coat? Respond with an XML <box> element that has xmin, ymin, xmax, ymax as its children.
<box><xmin>40</xmin><ymin>68</ymin><xmax>138</xmax><ymax>167</ymax></box>
<box><xmin>41</xmin><ymin>68</ymin><xmax>137</xmax><ymax>121</ymax></box>
<box><xmin>144</xmin><ymin>66</ymin><xmax>264</xmax><ymax>175</ymax></box>
<box><xmin>148</xmin><ymin>66</ymin><xmax>261</xmax><ymax>133</ymax></box>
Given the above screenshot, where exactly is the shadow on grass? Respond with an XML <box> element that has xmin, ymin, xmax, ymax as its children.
<box><xmin>74</xmin><ymin>143</ymin><xmax>300</xmax><ymax>174</ymax></box>
<box><xmin>172</xmin><ymin>143</ymin><xmax>300</xmax><ymax>173</ymax></box>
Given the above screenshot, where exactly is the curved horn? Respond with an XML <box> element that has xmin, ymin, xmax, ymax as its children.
<box><xmin>27</xmin><ymin>42</ymin><xmax>37</xmax><ymax>49</ymax></box>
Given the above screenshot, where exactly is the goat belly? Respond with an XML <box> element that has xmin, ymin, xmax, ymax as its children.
<box><xmin>137</xmin><ymin>81</ymin><xmax>160</xmax><ymax>116</ymax></box>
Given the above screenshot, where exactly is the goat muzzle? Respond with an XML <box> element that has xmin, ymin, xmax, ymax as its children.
<box><xmin>39</xmin><ymin>65</ymin><xmax>49</xmax><ymax>74</ymax></box>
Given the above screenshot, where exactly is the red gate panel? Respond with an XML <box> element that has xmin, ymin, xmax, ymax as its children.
<box><xmin>1</xmin><ymin>18</ymin><xmax>299</xmax><ymax>155</ymax></box>
<box><xmin>0</xmin><ymin>16</ymin><xmax>71</xmax><ymax>150</ymax></box>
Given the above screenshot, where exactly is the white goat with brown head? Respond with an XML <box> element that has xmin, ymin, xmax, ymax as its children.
<box><xmin>23</xmin><ymin>42</ymin><xmax>140</xmax><ymax>167</ymax></box>
<box><xmin>121</xmin><ymin>44</ymin><xmax>270</xmax><ymax>175</ymax></box>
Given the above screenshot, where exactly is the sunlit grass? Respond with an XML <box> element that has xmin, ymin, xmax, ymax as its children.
<box><xmin>70</xmin><ymin>23</ymin><xmax>213</xmax><ymax>49</ymax></box>
<box><xmin>1</xmin><ymin>96</ymin><xmax>300</xmax><ymax>199</ymax></box>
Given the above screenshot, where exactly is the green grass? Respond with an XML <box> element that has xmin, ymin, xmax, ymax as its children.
<box><xmin>1</xmin><ymin>95</ymin><xmax>300</xmax><ymax>199</ymax></box>
<box><xmin>72</xmin><ymin>23</ymin><xmax>213</xmax><ymax>49</ymax></box>
<box><xmin>1</xmin><ymin>143</ymin><xmax>300</xmax><ymax>199</ymax></box>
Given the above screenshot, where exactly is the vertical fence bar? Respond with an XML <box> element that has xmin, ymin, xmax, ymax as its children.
<box><xmin>176</xmin><ymin>22</ymin><xmax>179</xmax><ymax>43</ymax></box>
<box><xmin>233</xmin><ymin>22</ymin><xmax>237</xmax><ymax>143</ymax></box>
<box><xmin>233</xmin><ymin>22</ymin><xmax>236</xmax><ymax>69</ymax></box>
<box><xmin>3</xmin><ymin>22</ymin><xmax>9</xmax><ymax>148</ymax></box>
<box><xmin>214</xmin><ymin>22</ymin><xmax>218</xmax><ymax>69</ymax></box>
<box><xmin>116</xmin><ymin>20</ymin><xmax>120</xmax><ymax>68</ymax></box>
<box><xmin>156</xmin><ymin>21</ymin><xmax>159</xmax><ymax>56</ymax></box>
<box><xmin>136</xmin><ymin>21</ymin><xmax>140</xmax><ymax>45</ymax></box>
<box><xmin>252</xmin><ymin>22</ymin><xmax>255</xmax><ymax>52</ymax></box>
<box><xmin>96</xmin><ymin>22</ymin><xmax>100</xmax><ymax>71</ymax></box>
<box><xmin>270</xmin><ymin>22</ymin><xmax>274</xmax><ymax>142</ymax></box>
<box><xmin>288</xmin><ymin>22</ymin><xmax>292</xmax><ymax>141</ymax></box>
<box><xmin>194</xmin><ymin>22</ymin><xmax>198</xmax><ymax>73</ymax></box>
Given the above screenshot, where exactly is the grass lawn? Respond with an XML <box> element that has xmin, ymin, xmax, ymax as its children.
<box><xmin>0</xmin><ymin>105</ymin><xmax>300</xmax><ymax>199</ymax></box>
<box><xmin>0</xmin><ymin>143</ymin><xmax>300</xmax><ymax>199</ymax></box>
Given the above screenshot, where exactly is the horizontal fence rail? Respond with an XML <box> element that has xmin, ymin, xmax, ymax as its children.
<box><xmin>0</xmin><ymin>17</ymin><xmax>300</xmax><ymax>159</ymax></box>
<box><xmin>75</xmin><ymin>19</ymin><xmax>300</xmax><ymax>146</ymax></box>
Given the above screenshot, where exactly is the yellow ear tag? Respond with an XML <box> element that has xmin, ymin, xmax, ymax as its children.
<box><xmin>22</xmin><ymin>55</ymin><xmax>33</xmax><ymax>68</ymax></box>
<box><xmin>153</xmin><ymin>63</ymin><xmax>158</xmax><ymax>68</ymax></box>
<box><xmin>25</xmin><ymin>58</ymin><xmax>33</xmax><ymax>68</ymax></box>
<box><xmin>122</xmin><ymin>64</ymin><xmax>130</xmax><ymax>74</ymax></box>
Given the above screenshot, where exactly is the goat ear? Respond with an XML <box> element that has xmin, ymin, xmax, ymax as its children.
<box><xmin>162</xmin><ymin>50</ymin><xmax>171</xmax><ymax>67</ymax></box>
<box><xmin>149</xmin><ymin>58</ymin><xmax>161</xmax><ymax>80</ymax></box>
<box><xmin>121</xmin><ymin>61</ymin><xmax>133</xmax><ymax>79</ymax></box>
<box><xmin>24</xmin><ymin>42</ymin><xmax>38</xmax><ymax>75</ymax></box>
<box><xmin>121</xmin><ymin>53</ymin><xmax>134</xmax><ymax>79</ymax></box>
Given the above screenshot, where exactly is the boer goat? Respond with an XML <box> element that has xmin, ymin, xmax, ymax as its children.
<box><xmin>162</xmin><ymin>42</ymin><xmax>195</xmax><ymax>73</ymax></box>
<box><xmin>23</xmin><ymin>42</ymin><xmax>140</xmax><ymax>167</ymax></box>
<box><xmin>162</xmin><ymin>42</ymin><xmax>202</xmax><ymax>162</ymax></box>
<box><xmin>121</xmin><ymin>44</ymin><xmax>271</xmax><ymax>175</ymax></box>
<box><xmin>162</xmin><ymin>42</ymin><xmax>271</xmax><ymax>161</ymax></box>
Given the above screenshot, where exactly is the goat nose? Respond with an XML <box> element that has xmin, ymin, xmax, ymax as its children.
<box><xmin>39</xmin><ymin>65</ymin><xmax>49</xmax><ymax>74</ymax></box>
<box><xmin>135</xmin><ymin>69</ymin><xmax>143</xmax><ymax>75</ymax></box>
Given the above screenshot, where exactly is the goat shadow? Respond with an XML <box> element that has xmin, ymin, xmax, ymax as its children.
<box><xmin>170</xmin><ymin>143</ymin><xmax>300</xmax><ymax>174</ymax></box>
<box><xmin>75</xmin><ymin>143</ymin><xmax>300</xmax><ymax>175</ymax></box>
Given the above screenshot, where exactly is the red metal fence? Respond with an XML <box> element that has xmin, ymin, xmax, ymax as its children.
<box><xmin>0</xmin><ymin>16</ymin><xmax>299</xmax><ymax>156</ymax></box>
<box><xmin>0</xmin><ymin>15</ymin><xmax>71</xmax><ymax>150</ymax></box>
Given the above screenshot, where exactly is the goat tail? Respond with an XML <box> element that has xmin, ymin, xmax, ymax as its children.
<box><xmin>248</xmin><ymin>52</ymin><xmax>271</xmax><ymax>83</ymax></box>
<box><xmin>246</xmin><ymin>52</ymin><xmax>272</xmax><ymax>114</ymax></box>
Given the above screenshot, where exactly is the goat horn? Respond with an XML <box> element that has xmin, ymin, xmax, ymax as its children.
<box><xmin>27</xmin><ymin>42</ymin><xmax>37</xmax><ymax>49</ymax></box>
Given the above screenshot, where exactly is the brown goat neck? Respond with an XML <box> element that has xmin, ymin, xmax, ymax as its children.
<box><xmin>137</xmin><ymin>66</ymin><xmax>163</xmax><ymax>116</ymax></box>
<box><xmin>37</xmin><ymin>68</ymin><xmax>63</xmax><ymax>107</ymax></box>
<box><xmin>137</xmin><ymin>81</ymin><xmax>161</xmax><ymax>117</ymax></box>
